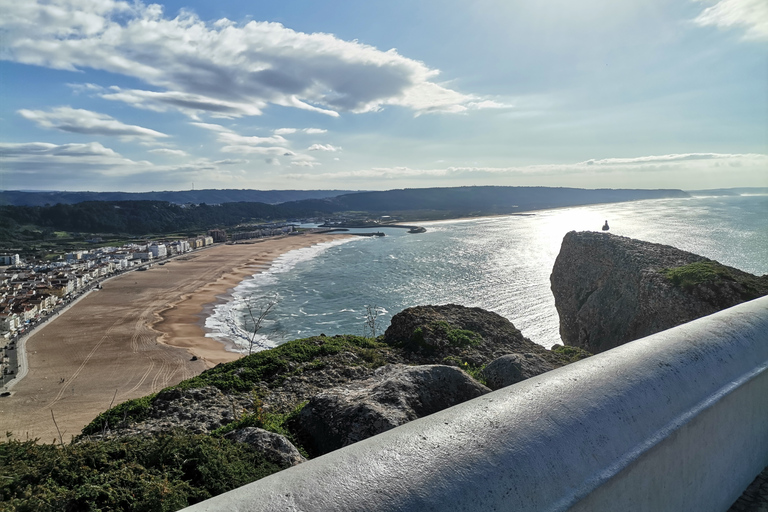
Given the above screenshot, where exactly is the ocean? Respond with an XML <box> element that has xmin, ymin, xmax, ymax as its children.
<box><xmin>205</xmin><ymin>194</ymin><xmax>768</xmax><ymax>352</ymax></box>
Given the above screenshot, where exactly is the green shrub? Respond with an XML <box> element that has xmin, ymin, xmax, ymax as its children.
<box><xmin>82</xmin><ymin>394</ymin><xmax>157</xmax><ymax>436</ymax></box>
<box><xmin>175</xmin><ymin>335</ymin><xmax>389</xmax><ymax>393</ymax></box>
<box><xmin>410</xmin><ymin>321</ymin><xmax>483</xmax><ymax>349</ymax></box>
<box><xmin>550</xmin><ymin>345</ymin><xmax>592</xmax><ymax>363</ymax></box>
<box><xmin>0</xmin><ymin>433</ymin><xmax>281</xmax><ymax>512</ymax></box>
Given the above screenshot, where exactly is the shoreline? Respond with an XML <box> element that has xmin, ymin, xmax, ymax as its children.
<box><xmin>0</xmin><ymin>233</ymin><xmax>351</xmax><ymax>441</ymax></box>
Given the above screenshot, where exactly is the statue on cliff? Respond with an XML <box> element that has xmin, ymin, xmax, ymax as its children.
<box><xmin>602</xmin><ymin>220</ymin><xmax>609</xmax><ymax>231</ymax></box>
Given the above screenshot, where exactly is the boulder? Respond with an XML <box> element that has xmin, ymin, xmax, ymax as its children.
<box><xmin>481</xmin><ymin>353</ymin><xmax>556</xmax><ymax>390</ymax></box>
<box><xmin>383</xmin><ymin>304</ymin><xmax>560</xmax><ymax>367</ymax></box>
<box><xmin>550</xmin><ymin>231</ymin><xmax>768</xmax><ymax>353</ymax></box>
<box><xmin>295</xmin><ymin>364</ymin><xmax>490</xmax><ymax>456</ymax></box>
<box><xmin>225</xmin><ymin>427</ymin><xmax>306</xmax><ymax>467</ymax></box>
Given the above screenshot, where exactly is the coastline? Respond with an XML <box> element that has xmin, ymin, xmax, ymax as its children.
<box><xmin>0</xmin><ymin>233</ymin><xmax>351</xmax><ymax>441</ymax></box>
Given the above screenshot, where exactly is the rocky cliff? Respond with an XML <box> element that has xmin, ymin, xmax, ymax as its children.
<box><xmin>550</xmin><ymin>231</ymin><xmax>768</xmax><ymax>353</ymax></box>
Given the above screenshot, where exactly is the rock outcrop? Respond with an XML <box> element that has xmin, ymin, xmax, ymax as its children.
<box><xmin>295</xmin><ymin>364</ymin><xmax>490</xmax><ymax>456</ymax></box>
<box><xmin>383</xmin><ymin>304</ymin><xmax>566</xmax><ymax>367</ymax></box>
<box><xmin>225</xmin><ymin>427</ymin><xmax>306</xmax><ymax>467</ymax></box>
<box><xmin>551</xmin><ymin>231</ymin><xmax>768</xmax><ymax>353</ymax></box>
<box><xmin>480</xmin><ymin>353</ymin><xmax>556</xmax><ymax>390</ymax></box>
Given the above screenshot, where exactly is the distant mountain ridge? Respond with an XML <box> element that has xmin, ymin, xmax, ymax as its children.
<box><xmin>0</xmin><ymin>186</ymin><xmax>692</xmax><ymax>239</ymax></box>
<box><xmin>0</xmin><ymin>189</ymin><xmax>359</xmax><ymax>207</ymax></box>
<box><xmin>325</xmin><ymin>186</ymin><xmax>690</xmax><ymax>214</ymax></box>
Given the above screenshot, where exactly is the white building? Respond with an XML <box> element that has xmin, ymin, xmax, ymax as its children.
<box><xmin>0</xmin><ymin>254</ymin><xmax>21</xmax><ymax>266</ymax></box>
<box><xmin>149</xmin><ymin>243</ymin><xmax>167</xmax><ymax>258</ymax></box>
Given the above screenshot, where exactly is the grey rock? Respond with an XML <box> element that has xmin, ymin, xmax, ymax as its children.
<box><xmin>225</xmin><ymin>427</ymin><xmax>306</xmax><ymax>467</ymax></box>
<box><xmin>383</xmin><ymin>304</ymin><xmax>562</xmax><ymax>367</ymax></box>
<box><xmin>296</xmin><ymin>364</ymin><xmax>490</xmax><ymax>456</ymax></box>
<box><xmin>550</xmin><ymin>231</ymin><xmax>768</xmax><ymax>353</ymax></box>
<box><xmin>92</xmin><ymin>386</ymin><xmax>254</xmax><ymax>439</ymax></box>
<box><xmin>481</xmin><ymin>353</ymin><xmax>556</xmax><ymax>390</ymax></box>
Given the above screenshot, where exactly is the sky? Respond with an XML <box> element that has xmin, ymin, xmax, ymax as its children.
<box><xmin>0</xmin><ymin>0</ymin><xmax>766</xmax><ymax>192</ymax></box>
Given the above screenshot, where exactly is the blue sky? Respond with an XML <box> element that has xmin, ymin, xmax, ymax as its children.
<box><xmin>1</xmin><ymin>0</ymin><xmax>766</xmax><ymax>192</ymax></box>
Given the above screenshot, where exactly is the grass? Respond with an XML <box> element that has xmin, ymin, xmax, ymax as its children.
<box><xmin>411</xmin><ymin>321</ymin><xmax>483</xmax><ymax>349</ymax></box>
<box><xmin>211</xmin><ymin>400</ymin><xmax>310</xmax><ymax>458</ymax></box>
<box><xmin>550</xmin><ymin>345</ymin><xmax>592</xmax><ymax>363</ymax></box>
<box><xmin>81</xmin><ymin>394</ymin><xmax>158</xmax><ymax>436</ymax></box>
<box><xmin>662</xmin><ymin>261</ymin><xmax>733</xmax><ymax>288</ymax></box>
<box><xmin>173</xmin><ymin>334</ymin><xmax>388</xmax><ymax>393</ymax></box>
<box><xmin>81</xmin><ymin>335</ymin><xmax>389</xmax><ymax>435</ymax></box>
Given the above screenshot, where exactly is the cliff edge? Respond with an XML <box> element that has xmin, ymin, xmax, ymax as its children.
<box><xmin>550</xmin><ymin>231</ymin><xmax>768</xmax><ymax>353</ymax></box>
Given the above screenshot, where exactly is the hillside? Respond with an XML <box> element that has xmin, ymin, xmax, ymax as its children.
<box><xmin>0</xmin><ymin>189</ymin><xmax>357</xmax><ymax>207</ymax></box>
<box><xmin>0</xmin><ymin>305</ymin><xmax>589</xmax><ymax>511</ymax></box>
<box><xmin>326</xmin><ymin>186</ymin><xmax>690</xmax><ymax>214</ymax></box>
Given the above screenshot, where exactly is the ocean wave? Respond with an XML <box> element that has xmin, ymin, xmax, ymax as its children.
<box><xmin>204</xmin><ymin>237</ymin><xmax>358</xmax><ymax>351</ymax></box>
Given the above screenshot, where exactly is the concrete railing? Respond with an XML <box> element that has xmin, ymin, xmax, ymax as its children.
<box><xmin>183</xmin><ymin>296</ymin><xmax>768</xmax><ymax>512</ymax></box>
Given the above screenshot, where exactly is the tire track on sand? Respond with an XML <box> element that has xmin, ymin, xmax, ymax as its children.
<box><xmin>42</xmin><ymin>320</ymin><xmax>119</xmax><ymax>411</ymax></box>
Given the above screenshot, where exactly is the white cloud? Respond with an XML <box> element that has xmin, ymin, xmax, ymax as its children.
<box><xmin>150</xmin><ymin>148</ymin><xmax>188</xmax><ymax>157</ymax></box>
<box><xmin>579</xmin><ymin>153</ymin><xmax>766</xmax><ymax>166</ymax></box>
<box><xmin>17</xmin><ymin>106</ymin><xmax>168</xmax><ymax>140</ymax></box>
<box><xmin>0</xmin><ymin>140</ymin><xmax>258</xmax><ymax>190</ymax></box>
<box><xmin>290</xmin><ymin>154</ymin><xmax>319</xmax><ymax>167</ymax></box>
<box><xmin>0</xmin><ymin>1</ymin><xmax>481</xmax><ymax>118</ymax></box>
<box><xmin>283</xmin><ymin>153</ymin><xmax>768</xmax><ymax>180</ymax></box>
<box><xmin>308</xmin><ymin>143</ymin><xmax>341</xmax><ymax>152</ymax></box>
<box><xmin>0</xmin><ymin>141</ymin><xmax>150</xmax><ymax>177</ymax></box>
<box><xmin>99</xmin><ymin>86</ymin><xmax>265</xmax><ymax>118</ymax></box>
<box><xmin>214</xmin><ymin>158</ymin><xmax>249</xmax><ymax>165</ymax></box>
<box><xmin>693</xmin><ymin>0</ymin><xmax>768</xmax><ymax>40</ymax></box>
<box><xmin>274</xmin><ymin>127</ymin><xmax>328</xmax><ymax>135</ymax></box>
<box><xmin>190</xmin><ymin>121</ymin><xmax>295</xmax><ymax>157</ymax></box>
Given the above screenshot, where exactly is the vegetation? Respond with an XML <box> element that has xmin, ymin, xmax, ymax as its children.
<box><xmin>662</xmin><ymin>261</ymin><xmax>734</xmax><ymax>288</ymax></box>
<box><xmin>0</xmin><ymin>200</ymin><xmax>334</xmax><ymax>238</ymax></box>
<box><xmin>80</xmin><ymin>335</ymin><xmax>390</xmax><ymax>436</ymax></box>
<box><xmin>173</xmin><ymin>335</ymin><xmax>388</xmax><ymax>393</ymax></box>
<box><xmin>0</xmin><ymin>433</ymin><xmax>281</xmax><ymax>512</ymax></box>
<box><xmin>550</xmin><ymin>344</ymin><xmax>592</xmax><ymax>363</ymax></box>
<box><xmin>211</xmin><ymin>400</ymin><xmax>309</xmax><ymax>458</ymax></box>
<box><xmin>7</xmin><ymin>326</ymin><xmax>582</xmax><ymax>511</ymax></box>
<box><xmin>81</xmin><ymin>394</ymin><xmax>157</xmax><ymax>436</ymax></box>
<box><xmin>411</xmin><ymin>321</ymin><xmax>483</xmax><ymax>349</ymax></box>
<box><xmin>441</xmin><ymin>355</ymin><xmax>487</xmax><ymax>385</ymax></box>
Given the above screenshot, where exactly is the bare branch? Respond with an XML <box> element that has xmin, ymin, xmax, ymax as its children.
<box><xmin>51</xmin><ymin>409</ymin><xmax>64</xmax><ymax>447</ymax></box>
<box><xmin>244</xmin><ymin>293</ymin><xmax>280</xmax><ymax>355</ymax></box>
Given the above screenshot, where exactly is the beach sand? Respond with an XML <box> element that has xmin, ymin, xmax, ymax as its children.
<box><xmin>0</xmin><ymin>233</ymin><xmax>349</xmax><ymax>443</ymax></box>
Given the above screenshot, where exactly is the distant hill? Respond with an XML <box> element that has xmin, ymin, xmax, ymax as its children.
<box><xmin>686</xmin><ymin>187</ymin><xmax>768</xmax><ymax>197</ymax></box>
<box><xmin>0</xmin><ymin>186</ymin><xmax>691</xmax><ymax>241</ymax></box>
<box><xmin>0</xmin><ymin>189</ymin><xmax>358</xmax><ymax>207</ymax></box>
<box><xmin>325</xmin><ymin>186</ymin><xmax>690</xmax><ymax>214</ymax></box>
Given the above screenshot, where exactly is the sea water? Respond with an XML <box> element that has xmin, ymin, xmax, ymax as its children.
<box><xmin>205</xmin><ymin>194</ymin><xmax>768</xmax><ymax>352</ymax></box>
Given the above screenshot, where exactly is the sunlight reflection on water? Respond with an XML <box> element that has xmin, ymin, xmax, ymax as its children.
<box><xmin>206</xmin><ymin>195</ymin><xmax>767</xmax><ymax>351</ymax></box>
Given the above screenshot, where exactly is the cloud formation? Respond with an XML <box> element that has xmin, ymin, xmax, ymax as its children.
<box><xmin>17</xmin><ymin>106</ymin><xmax>168</xmax><ymax>140</ymax></box>
<box><xmin>191</xmin><ymin>122</ymin><xmax>292</xmax><ymax>156</ymax></box>
<box><xmin>283</xmin><ymin>153</ymin><xmax>768</xmax><ymax>180</ymax></box>
<box><xmin>693</xmin><ymin>0</ymin><xmax>768</xmax><ymax>40</ymax></box>
<box><xmin>0</xmin><ymin>141</ymin><xmax>148</xmax><ymax>176</ymax></box>
<box><xmin>0</xmin><ymin>1</ymin><xmax>487</xmax><ymax>118</ymax></box>
<box><xmin>308</xmin><ymin>144</ymin><xmax>341</xmax><ymax>152</ymax></box>
<box><xmin>149</xmin><ymin>148</ymin><xmax>188</xmax><ymax>157</ymax></box>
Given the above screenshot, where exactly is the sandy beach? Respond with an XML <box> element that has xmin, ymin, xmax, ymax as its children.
<box><xmin>0</xmin><ymin>233</ymin><xmax>349</xmax><ymax>443</ymax></box>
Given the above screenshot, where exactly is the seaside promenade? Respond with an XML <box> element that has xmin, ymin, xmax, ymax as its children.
<box><xmin>0</xmin><ymin>233</ymin><xmax>347</xmax><ymax>442</ymax></box>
